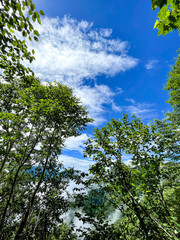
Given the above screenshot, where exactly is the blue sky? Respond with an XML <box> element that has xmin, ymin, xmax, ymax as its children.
<box><xmin>27</xmin><ymin>0</ymin><xmax>179</xmax><ymax>171</ymax></box>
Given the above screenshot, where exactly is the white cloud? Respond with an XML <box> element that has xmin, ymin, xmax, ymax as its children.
<box><xmin>59</xmin><ymin>155</ymin><xmax>92</xmax><ymax>172</ymax></box>
<box><xmin>74</xmin><ymin>84</ymin><xmax>122</xmax><ymax>125</ymax></box>
<box><xmin>19</xmin><ymin>15</ymin><xmax>139</xmax><ymax>125</ymax></box>
<box><xmin>125</xmin><ymin>99</ymin><xmax>156</xmax><ymax>119</ymax></box>
<box><xmin>64</xmin><ymin>134</ymin><xmax>89</xmax><ymax>154</ymax></box>
<box><xmin>145</xmin><ymin>59</ymin><xmax>159</xmax><ymax>70</ymax></box>
<box><xmin>126</xmin><ymin>98</ymin><xmax>135</xmax><ymax>104</ymax></box>
<box><xmin>116</xmin><ymin>87</ymin><xmax>123</xmax><ymax>94</ymax></box>
<box><xmin>25</xmin><ymin>16</ymin><xmax>138</xmax><ymax>86</ymax></box>
<box><xmin>111</xmin><ymin>102</ymin><xmax>122</xmax><ymax>112</ymax></box>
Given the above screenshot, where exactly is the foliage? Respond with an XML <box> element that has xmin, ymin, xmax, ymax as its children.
<box><xmin>0</xmin><ymin>75</ymin><xmax>91</xmax><ymax>239</ymax></box>
<box><xmin>151</xmin><ymin>0</ymin><xmax>180</xmax><ymax>35</ymax></box>
<box><xmin>0</xmin><ymin>0</ymin><xmax>179</xmax><ymax>239</ymax></box>
<box><xmin>165</xmin><ymin>51</ymin><xmax>180</xmax><ymax>124</ymax></box>
<box><xmin>0</xmin><ymin>0</ymin><xmax>44</xmax><ymax>76</ymax></box>
<box><xmin>79</xmin><ymin>187</ymin><xmax>116</xmax><ymax>219</ymax></box>
<box><xmin>53</xmin><ymin>223</ymin><xmax>78</xmax><ymax>240</ymax></box>
<box><xmin>83</xmin><ymin>115</ymin><xmax>179</xmax><ymax>239</ymax></box>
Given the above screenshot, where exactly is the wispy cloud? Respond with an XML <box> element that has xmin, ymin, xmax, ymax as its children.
<box><xmin>125</xmin><ymin>99</ymin><xmax>156</xmax><ymax>119</ymax></box>
<box><xmin>112</xmin><ymin>102</ymin><xmax>122</xmax><ymax>112</ymax></box>
<box><xmin>145</xmin><ymin>59</ymin><xmax>159</xmax><ymax>70</ymax></box>
<box><xmin>26</xmin><ymin>16</ymin><xmax>138</xmax><ymax>86</ymax></box>
<box><xmin>20</xmin><ymin>15</ymin><xmax>138</xmax><ymax>125</ymax></box>
<box><xmin>125</xmin><ymin>98</ymin><xmax>136</xmax><ymax>104</ymax></box>
<box><xmin>75</xmin><ymin>84</ymin><xmax>120</xmax><ymax>125</ymax></box>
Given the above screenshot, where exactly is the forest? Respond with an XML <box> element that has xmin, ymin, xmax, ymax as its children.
<box><xmin>0</xmin><ymin>0</ymin><xmax>179</xmax><ymax>239</ymax></box>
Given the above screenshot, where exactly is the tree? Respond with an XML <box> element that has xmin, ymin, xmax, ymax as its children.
<box><xmin>151</xmin><ymin>0</ymin><xmax>180</xmax><ymax>35</ymax></box>
<box><xmin>0</xmin><ymin>75</ymin><xmax>92</xmax><ymax>239</ymax></box>
<box><xmin>83</xmin><ymin>114</ymin><xmax>179</xmax><ymax>239</ymax></box>
<box><xmin>0</xmin><ymin>0</ymin><xmax>44</xmax><ymax>76</ymax></box>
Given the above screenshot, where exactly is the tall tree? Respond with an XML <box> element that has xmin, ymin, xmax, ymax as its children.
<box><xmin>83</xmin><ymin>115</ymin><xmax>179</xmax><ymax>239</ymax></box>
<box><xmin>0</xmin><ymin>75</ymin><xmax>91</xmax><ymax>239</ymax></box>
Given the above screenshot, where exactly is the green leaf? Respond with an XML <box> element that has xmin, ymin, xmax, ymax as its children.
<box><xmin>12</xmin><ymin>41</ymin><xmax>18</xmax><ymax>46</ymax></box>
<box><xmin>37</xmin><ymin>18</ymin><xmax>41</xmax><ymax>24</ymax></box>
<box><xmin>32</xmin><ymin>13</ymin><xmax>36</xmax><ymax>22</ymax></box>
<box><xmin>2</xmin><ymin>29</ymin><xmax>6</xmax><ymax>37</ymax></box>
<box><xmin>35</xmin><ymin>12</ymin><xmax>40</xmax><ymax>19</ymax></box>
<box><xmin>34</xmin><ymin>36</ymin><xmax>38</xmax><ymax>41</ymax></box>
<box><xmin>33</xmin><ymin>30</ymin><xmax>39</xmax><ymax>36</ymax></box>
<box><xmin>154</xmin><ymin>20</ymin><xmax>159</xmax><ymax>29</ymax></box>
<box><xmin>157</xmin><ymin>5</ymin><xmax>168</xmax><ymax>21</ymax></box>
<box><xmin>22</xmin><ymin>31</ymin><xmax>27</xmax><ymax>37</ymax></box>
<box><xmin>39</xmin><ymin>10</ymin><xmax>45</xmax><ymax>16</ymax></box>
<box><xmin>28</xmin><ymin>9</ymin><xmax>33</xmax><ymax>15</ymax></box>
<box><xmin>31</xmin><ymin>3</ymin><xmax>36</xmax><ymax>11</ymax></box>
<box><xmin>10</xmin><ymin>28</ymin><xmax>15</xmax><ymax>33</ymax></box>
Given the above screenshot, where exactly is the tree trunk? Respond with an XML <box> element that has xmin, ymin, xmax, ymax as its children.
<box><xmin>0</xmin><ymin>141</ymin><xmax>14</xmax><ymax>174</ymax></box>
<box><xmin>0</xmin><ymin>133</ymin><xmax>38</xmax><ymax>231</ymax></box>
<box><xmin>14</xmin><ymin>132</ymin><xmax>54</xmax><ymax>239</ymax></box>
<box><xmin>0</xmin><ymin>164</ymin><xmax>22</xmax><ymax>231</ymax></box>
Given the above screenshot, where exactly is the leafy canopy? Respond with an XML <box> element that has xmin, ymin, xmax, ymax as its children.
<box><xmin>82</xmin><ymin>114</ymin><xmax>179</xmax><ymax>239</ymax></box>
<box><xmin>0</xmin><ymin>75</ymin><xmax>92</xmax><ymax>239</ymax></box>
<box><xmin>0</xmin><ymin>0</ymin><xmax>44</xmax><ymax>76</ymax></box>
<box><xmin>165</xmin><ymin>51</ymin><xmax>180</xmax><ymax>124</ymax></box>
<box><xmin>151</xmin><ymin>0</ymin><xmax>180</xmax><ymax>35</ymax></box>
